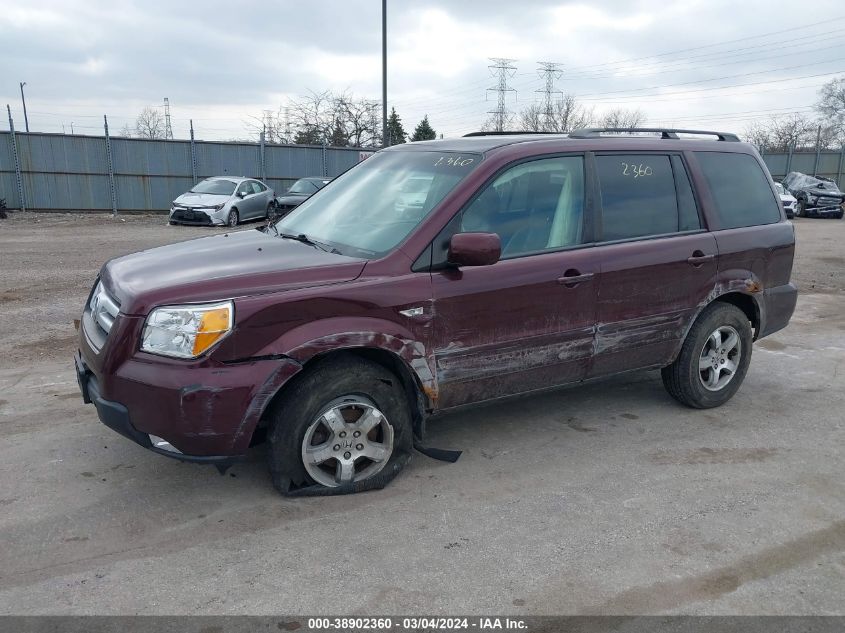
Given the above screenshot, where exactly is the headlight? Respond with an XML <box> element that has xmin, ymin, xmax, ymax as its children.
<box><xmin>213</xmin><ymin>203</ymin><xmax>226</xmax><ymax>210</ymax></box>
<box><xmin>141</xmin><ymin>301</ymin><xmax>233</xmax><ymax>359</ymax></box>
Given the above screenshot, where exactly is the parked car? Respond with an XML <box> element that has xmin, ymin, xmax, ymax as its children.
<box><xmin>169</xmin><ymin>177</ymin><xmax>275</xmax><ymax>227</ymax></box>
<box><xmin>76</xmin><ymin>128</ymin><xmax>797</xmax><ymax>496</ymax></box>
<box><xmin>782</xmin><ymin>171</ymin><xmax>844</xmax><ymax>219</ymax></box>
<box><xmin>773</xmin><ymin>182</ymin><xmax>797</xmax><ymax>219</ymax></box>
<box><xmin>272</xmin><ymin>177</ymin><xmax>332</xmax><ymax>218</ymax></box>
<box><xmin>394</xmin><ymin>175</ymin><xmax>434</xmax><ymax>219</ymax></box>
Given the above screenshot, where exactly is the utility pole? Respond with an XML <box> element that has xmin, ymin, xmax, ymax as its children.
<box><xmin>536</xmin><ymin>62</ymin><xmax>563</xmax><ymax>131</ymax></box>
<box><xmin>163</xmin><ymin>97</ymin><xmax>173</xmax><ymax>139</ymax></box>
<box><xmin>19</xmin><ymin>82</ymin><xmax>29</xmax><ymax>132</ymax></box>
<box><xmin>381</xmin><ymin>0</ymin><xmax>387</xmax><ymax>148</ymax></box>
<box><xmin>487</xmin><ymin>58</ymin><xmax>517</xmax><ymax>132</ymax></box>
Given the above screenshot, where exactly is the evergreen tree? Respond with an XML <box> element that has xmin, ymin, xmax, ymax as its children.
<box><xmin>294</xmin><ymin>126</ymin><xmax>323</xmax><ymax>145</ymax></box>
<box><xmin>328</xmin><ymin>119</ymin><xmax>348</xmax><ymax>146</ymax></box>
<box><xmin>385</xmin><ymin>107</ymin><xmax>407</xmax><ymax>146</ymax></box>
<box><xmin>411</xmin><ymin>115</ymin><xmax>436</xmax><ymax>141</ymax></box>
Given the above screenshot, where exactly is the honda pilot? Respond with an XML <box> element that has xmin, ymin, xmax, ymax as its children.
<box><xmin>76</xmin><ymin>128</ymin><xmax>797</xmax><ymax>495</ymax></box>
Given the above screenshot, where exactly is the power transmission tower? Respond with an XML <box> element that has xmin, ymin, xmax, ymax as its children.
<box><xmin>536</xmin><ymin>62</ymin><xmax>563</xmax><ymax>131</ymax></box>
<box><xmin>487</xmin><ymin>58</ymin><xmax>517</xmax><ymax>132</ymax></box>
<box><xmin>163</xmin><ymin>97</ymin><xmax>173</xmax><ymax>139</ymax></box>
<box><xmin>284</xmin><ymin>106</ymin><xmax>291</xmax><ymax>143</ymax></box>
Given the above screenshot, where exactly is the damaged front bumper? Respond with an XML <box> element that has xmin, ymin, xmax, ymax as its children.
<box><xmin>75</xmin><ymin>349</ymin><xmax>302</xmax><ymax>465</ymax></box>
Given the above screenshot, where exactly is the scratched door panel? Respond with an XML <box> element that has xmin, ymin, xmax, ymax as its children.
<box><xmin>589</xmin><ymin>232</ymin><xmax>718</xmax><ymax>377</ymax></box>
<box><xmin>432</xmin><ymin>248</ymin><xmax>598</xmax><ymax>409</ymax></box>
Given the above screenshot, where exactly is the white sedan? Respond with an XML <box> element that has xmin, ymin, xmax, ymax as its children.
<box><xmin>774</xmin><ymin>182</ymin><xmax>797</xmax><ymax>219</ymax></box>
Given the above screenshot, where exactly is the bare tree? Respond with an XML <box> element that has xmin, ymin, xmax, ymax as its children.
<box><xmin>597</xmin><ymin>107</ymin><xmax>646</xmax><ymax>129</ymax></box>
<box><xmin>135</xmin><ymin>107</ymin><xmax>166</xmax><ymax>139</ymax></box>
<box><xmin>741</xmin><ymin>113</ymin><xmax>843</xmax><ymax>152</ymax></box>
<box><xmin>516</xmin><ymin>94</ymin><xmax>596</xmax><ymax>132</ymax></box>
<box><xmin>816</xmin><ymin>76</ymin><xmax>845</xmax><ymax>132</ymax></box>
<box><xmin>245</xmin><ymin>108</ymin><xmax>288</xmax><ymax>144</ymax></box>
<box><xmin>118</xmin><ymin>124</ymin><xmax>134</xmax><ymax>138</ymax></box>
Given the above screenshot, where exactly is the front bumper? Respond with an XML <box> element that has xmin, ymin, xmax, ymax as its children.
<box><xmin>75</xmin><ymin>352</ymin><xmax>243</xmax><ymax>465</ymax></box>
<box><xmin>169</xmin><ymin>208</ymin><xmax>224</xmax><ymax>225</ymax></box>
<box><xmin>75</xmin><ymin>337</ymin><xmax>302</xmax><ymax>461</ymax></box>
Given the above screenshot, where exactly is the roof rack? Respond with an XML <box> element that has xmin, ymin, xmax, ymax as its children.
<box><xmin>568</xmin><ymin>127</ymin><xmax>740</xmax><ymax>142</ymax></box>
<box><xmin>462</xmin><ymin>131</ymin><xmax>564</xmax><ymax>137</ymax></box>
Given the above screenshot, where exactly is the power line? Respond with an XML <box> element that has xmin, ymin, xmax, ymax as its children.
<box><xmin>487</xmin><ymin>57</ymin><xmax>518</xmax><ymax>132</ymax></box>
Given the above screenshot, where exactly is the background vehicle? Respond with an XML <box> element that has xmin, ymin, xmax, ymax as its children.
<box><xmin>169</xmin><ymin>177</ymin><xmax>275</xmax><ymax>227</ymax></box>
<box><xmin>394</xmin><ymin>175</ymin><xmax>434</xmax><ymax>219</ymax></box>
<box><xmin>782</xmin><ymin>171</ymin><xmax>845</xmax><ymax>219</ymax></box>
<box><xmin>774</xmin><ymin>182</ymin><xmax>797</xmax><ymax>218</ymax></box>
<box><xmin>77</xmin><ymin>128</ymin><xmax>796</xmax><ymax>496</ymax></box>
<box><xmin>272</xmin><ymin>177</ymin><xmax>332</xmax><ymax>218</ymax></box>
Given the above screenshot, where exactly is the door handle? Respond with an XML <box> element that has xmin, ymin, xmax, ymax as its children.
<box><xmin>557</xmin><ymin>270</ymin><xmax>594</xmax><ymax>287</ymax></box>
<box><xmin>687</xmin><ymin>251</ymin><xmax>715</xmax><ymax>267</ymax></box>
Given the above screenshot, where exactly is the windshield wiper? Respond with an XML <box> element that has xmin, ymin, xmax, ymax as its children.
<box><xmin>278</xmin><ymin>232</ymin><xmax>340</xmax><ymax>254</ymax></box>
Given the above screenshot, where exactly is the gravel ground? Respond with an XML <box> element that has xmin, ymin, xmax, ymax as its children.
<box><xmin>0</xmin><ymin>212</ymin><xmax>843</xmax><ymax>616</ymax></box>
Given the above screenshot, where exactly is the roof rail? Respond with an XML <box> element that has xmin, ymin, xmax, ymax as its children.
<box><xmin>568</xmin><ymin>127</ymin><xmax>741</xmax><ymax>142</ymax></box>
<box><xmin>462</xmin><ymin>131</ymin><xmax>563</xmax><ymax>137</ymax></box>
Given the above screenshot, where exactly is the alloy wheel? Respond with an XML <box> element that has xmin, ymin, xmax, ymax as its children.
<box><xmin>698</xmin><ymin>325</ymin><xmax>742</xmax><ymax>391</ymax></box>
<box><xmin>301</xmin><ymin>395</ymin><xmax>394</xmax><ymax>487</ymax></box>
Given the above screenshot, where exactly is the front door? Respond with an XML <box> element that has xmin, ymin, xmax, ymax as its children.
<box><xmin>589</xmin><ymin>153</ymin><xmax>718</xmax><ymax>377</ymax></box>
<box><xmin>430</xmin><ymin>155</ymin><xmax>599</xmax><ymax>408</ymax></box>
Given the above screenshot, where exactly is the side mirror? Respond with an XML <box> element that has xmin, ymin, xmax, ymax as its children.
<box><xmin>447</xmin><ymin>232</ymin><xmax>501</xmax><ymax>267</ymax></box>
<box><xmin>237</xmin><ymin>191</ymin><xmax>247</xmax><ymax>198</ymax></box>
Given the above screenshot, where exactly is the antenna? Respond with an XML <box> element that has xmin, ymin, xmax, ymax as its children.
<box><xmin>487</xmin><ymin>58</ymin><xmax>517</xmax><ymax>133</ymax></box>
<box><xmin>163</xmin><ymin>97</ymin><xmax>173</xmax><ymax>139</ymax></box>
<box><xmin>536</xmin><ymin>62</ymin><xmax>563</xmax><ymax>131</ymax></box>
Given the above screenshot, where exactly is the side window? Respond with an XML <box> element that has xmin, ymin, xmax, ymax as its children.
<box><xmin>459</xmin><ymin>156</ymin><xmax>585</xmax><ymax>259</ymax></box>
<box><xmin>252</xmin><ymin>181</ymin><xmax>266</xmax><ymax>193</ymax></box>
<box><xmin>596</xmin><ymin>154</ymin><xmax>679</xmax><ymax>241</ymax></box>
<box><xmin>671</xmin><ymin>155</ymin><xmax>701</xmax><ymax>232</ymax></box>
<box><xmin>695</xmin><ymin>152</ymin><xmax>781</xmax><ymax>229</ymax></box>
<box><xmin>236</xmin><ymin>181</ymin><xmax>250</xmax><ymax>196</ymax></box>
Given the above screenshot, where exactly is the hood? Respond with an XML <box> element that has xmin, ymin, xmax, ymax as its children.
<box><xmin>174</xmin><ymin>192</ymin><xmax>232</xmax><ymax>207</ymax></box>
<box><xmin>806</xmin><ymin>185</ymin><xmax>844</xmax><ymax>198</ymax></box>
<box><xmin>275</xmin><ymin>193</ymin><xmax>309</xmax><ymax>204</ymax></box>
<box><xmin>101</xmin><ymin>229</ymin><xmax>366</xmax><ymax>315</ymax></box>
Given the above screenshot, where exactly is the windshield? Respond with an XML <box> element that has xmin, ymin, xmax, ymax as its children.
<box><xmin>275</xmin><ymin>150</ymin><xmax>482</xmax><ymax>258</ymax></box>
<box><xmin>191</xmin><ymin>179</ymin><xmax>237</xmax><ymax>195</ymax></box>
<box><xmin>288</xmin><ymin>179</ymin><xmax>320</xmax><ymax>194</ymax></box>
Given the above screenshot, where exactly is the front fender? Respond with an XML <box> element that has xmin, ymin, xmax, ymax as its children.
<box><xmin>255</xmin><ymin>317</ymin><xmax>438</xmax><ymax>407</ymax></box>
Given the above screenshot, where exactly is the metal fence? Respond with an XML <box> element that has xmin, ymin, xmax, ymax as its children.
<box><xmin>761</xmin><ymin>148</ymin><xmax>845</xmax><ymax>188</ymax></box>
<box><xmin>2</xmin><ymin>127</ymin><xmax>844</xmax><ymax>213</ymax></box>
<box><xmin>0</xmin><ymin>129</ymin><xmax>367</xmax><ymax>213</ymax></box>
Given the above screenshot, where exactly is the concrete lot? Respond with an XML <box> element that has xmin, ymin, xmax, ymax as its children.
<box><xmin>0</xmin><ymin>213</ymin><xmax>843</xmax><ymax>615</ymax></box>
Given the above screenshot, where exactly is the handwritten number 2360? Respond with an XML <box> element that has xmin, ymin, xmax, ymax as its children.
<box><xmin>621</xmin><ymin>162</ymin><xmax>653</xmax><ymax>178</ymax></box>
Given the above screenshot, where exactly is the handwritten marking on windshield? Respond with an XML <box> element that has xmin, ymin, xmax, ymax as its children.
<box><xmin>434</xmin><ymin>156</ymin><xmax>475</xmax><ymax>168</ymax></box>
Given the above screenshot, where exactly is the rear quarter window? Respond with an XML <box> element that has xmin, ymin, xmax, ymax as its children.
<box><xmin>695</xmin><ymin>152</ymin><xmax>781</xmax><ymax>229</ymax></box>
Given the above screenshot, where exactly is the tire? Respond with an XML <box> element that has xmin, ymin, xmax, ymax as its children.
<box><xmin>168</xmin><ymin>220</ymin><xmax>176</xmax><ymax>225</ymax></box>
<box><xmin>795</xmin><ymin>199</ymin><xmax>805</xmax><ymax>217</ymax></box>
<box><xmin>227</xmin><ymin>209</ymin><xmax>239</xmax><ymax>227</ymax></box>
<box><xmin>661</xmin><ymin>302</ymin><xmax>753</xmax><ymax>409</ymax></box>
<box><xmin>266</xmin><ymin>354</ymin><xmax>413</xmax><ymax>495</ymax></box>
<box><xmin>266</xmin><ymin>202</ymin><xmax>275</xmax><ymax>219</ymax></box>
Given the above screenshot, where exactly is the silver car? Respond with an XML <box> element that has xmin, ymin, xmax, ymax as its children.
<box><xmin>169</xmin><ymin>177</ymin><xmax>275</xmax><ymax>227</ymax></box>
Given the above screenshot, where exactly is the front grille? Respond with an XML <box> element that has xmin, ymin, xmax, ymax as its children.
<box><xmin>816</xmin><ymin>196</ymin><xmax>842</xmax><ymax>207</ymax></box>
<box><xmin>171</xmin><ymin>208</ymin><xmax>213</xmax><ymax>224</ymax></box>
<box><xmin>89</xmin><ymin>282</ymin><xmax>120</xmax><ymax>337</ymax></box>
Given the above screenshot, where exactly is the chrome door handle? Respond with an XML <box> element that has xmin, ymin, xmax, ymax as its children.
<box><xmin>557</xmin><ymin>272</ymin><xmax>594</xmax><ymax>287</ymax></box>
<box><xmin>687</xmin><ymin>253</ymin><xmax>715</xmax><ymax>266</ymax></box>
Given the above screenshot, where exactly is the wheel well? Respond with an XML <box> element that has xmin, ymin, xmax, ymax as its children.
<box><xmin>714</xmin><ymin>292</ymin><xmax>760</xmax><ymax>337</ymax></box>
<box><xmin>251</xmin><ymin>347</ymin><xmax>425</xmax><ymax>447</ymax></box>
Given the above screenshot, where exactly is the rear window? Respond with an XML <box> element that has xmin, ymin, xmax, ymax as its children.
<box><xmin>695</xmin><ymin>152</ymin><xmax>780</xmax><ymax>229</ymax></box>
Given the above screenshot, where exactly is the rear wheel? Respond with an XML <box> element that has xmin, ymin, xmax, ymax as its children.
<box><xmin>662</xmin><ymin>303</ymin><xmax>753</xmax><ymax>408</ymax></box>
<box><xmin>266</xmin><ymin>355</ymin><xmax>413</xmax><ymax>495</ymax></box>
<box><xmin>265</xmin><ymin>202</ymin><xmax>274</xmax><ymax>220</ymax></box>
<box><xmin>227</xmin><ymin>209</ymin><xmax>239</xmax><ymax>227</ymax></box>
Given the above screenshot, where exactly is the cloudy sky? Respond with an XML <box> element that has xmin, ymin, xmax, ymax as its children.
<box><xmin>1</xmin><ymin>0</ymin><xmax>844</xmax><ymax>141</ymax></box>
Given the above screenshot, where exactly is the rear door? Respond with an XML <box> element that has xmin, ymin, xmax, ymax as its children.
<box><xmin>430</xmin><ymin>154</ymin><xmax>600</xmax><ymax>408</ymax></box>
<box><xmin>588</xmin><ymin>152</ymin><xmax>718</xmax><ymax>377</ymax></box>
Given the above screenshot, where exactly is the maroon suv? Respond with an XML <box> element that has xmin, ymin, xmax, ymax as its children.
<box><xmin>76</xmin><ymin>128</ymin><xmax>797</xmax><ymax>495</ymax></box>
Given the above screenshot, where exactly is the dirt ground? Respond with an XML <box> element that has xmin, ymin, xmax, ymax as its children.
<box><xmin>0</xmin><ymin>212</ymin><xmax>843</xmax><ymax>616</ymax></box>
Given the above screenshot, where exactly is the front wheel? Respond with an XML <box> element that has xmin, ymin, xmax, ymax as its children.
<box><xmin>795</xmin><ymin>199</ymin><xmax>805</xmax><ymax>217</ymax></box>
<box><xmin>266</xmin><ymin>355</ymin><xmax>413</xmax><ymax>495</ymax></box>
<box><xmin>662</xmin><ymin>303</ymin><xmax>753</xmax><ymax>409</ymax></box>
<box><xmin>227</xmin><ymin>209</ymin><xmax>239</xmax><ymax>227</ymax></box>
